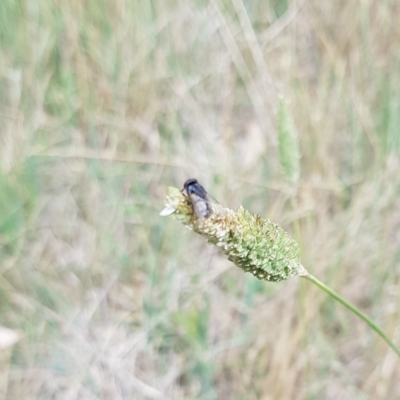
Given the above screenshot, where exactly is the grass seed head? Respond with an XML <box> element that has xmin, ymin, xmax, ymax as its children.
<box><xmin>161</xmin><ymin>186</ymin><xmax>308</xmax><ymax>282</ymax></box>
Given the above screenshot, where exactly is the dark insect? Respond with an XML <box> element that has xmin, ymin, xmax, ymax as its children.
<box><xmin>183</xmin><ymin>178</ymin><xmax>211</xmax><ymax>219</ymax></box>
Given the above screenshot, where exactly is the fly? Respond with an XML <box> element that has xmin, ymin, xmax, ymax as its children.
<box><xmin>183</xmin><ymin>178</ymin><xmax>212</xmax><ymax>219</ymax></box>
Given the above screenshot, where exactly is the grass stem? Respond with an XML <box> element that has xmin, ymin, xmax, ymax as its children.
<box><xmin>303</xmin><ymin>273</ymin><xmax>400</xmax><ymax>359</ymax></box>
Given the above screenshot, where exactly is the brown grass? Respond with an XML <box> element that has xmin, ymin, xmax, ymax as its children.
<box><xmin>1</xmin><ymin>0</ymin><xmax>400</xmax><ymax>399</ymax></box>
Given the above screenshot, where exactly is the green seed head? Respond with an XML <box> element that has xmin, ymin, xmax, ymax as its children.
<box><xmin>160</xmin><ymin>186</ymin><xmax>308</xmax><ymax>282</ymax></box>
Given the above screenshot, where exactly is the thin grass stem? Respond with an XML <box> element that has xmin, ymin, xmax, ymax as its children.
<box><xmin>303</xmin><ymin>274</ymin><xmax>400</xmax><ymax>359</ymax></box>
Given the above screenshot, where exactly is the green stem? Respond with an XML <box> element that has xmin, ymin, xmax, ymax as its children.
<box><xmin>302</xmin><ymin>273</ymin><xmax>400</xmax><ymax>359</ymax></box>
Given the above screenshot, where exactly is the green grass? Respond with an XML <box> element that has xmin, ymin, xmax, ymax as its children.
<box><xmin>1</xmin><ymin>0</ymin><xmax>400</xmax><ymax>399</ymax></box>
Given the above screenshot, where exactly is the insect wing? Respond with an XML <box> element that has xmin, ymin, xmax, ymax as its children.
<box><xmin>190</xmin><ymin>192</ymin><xmax>211</xmax><ymax>218</ymax></box>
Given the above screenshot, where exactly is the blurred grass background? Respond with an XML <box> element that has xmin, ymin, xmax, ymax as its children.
<box><xmin>1</xmin><ymin>0</ymin><xmax>400</xmax><ymax>399</ymax></box>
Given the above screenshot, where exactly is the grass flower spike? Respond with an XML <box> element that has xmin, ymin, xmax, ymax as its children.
<box><xmin>161</xmin><ymin>180</ymin><xmax>400</xmax><ymax>359</ymax></box>
<box><xmin>161</xmin><ymin>186</ymin><xmax>308</xmax><ymax>282</ymax></box>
